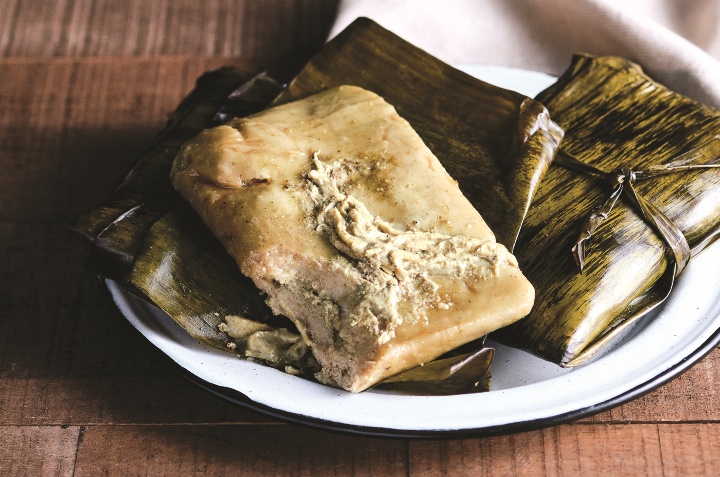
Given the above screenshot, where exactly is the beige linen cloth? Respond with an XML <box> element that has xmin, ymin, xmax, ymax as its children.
<box><xmin>330</xmin><ymin>0</ymin><xmax>720</xmax><ymax>108</ymax></box>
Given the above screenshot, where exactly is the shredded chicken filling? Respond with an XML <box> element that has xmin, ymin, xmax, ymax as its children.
<box><xmin>305</xmin><ymin>153</ymin><xmax>516</xmax><ymax>344</ymax></box>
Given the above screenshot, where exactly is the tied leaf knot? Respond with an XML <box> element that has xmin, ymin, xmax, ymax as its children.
<box><xmin>555</xmin><ymin>136</ymin><xmax>720</xmax><ymax>275</ymax></box>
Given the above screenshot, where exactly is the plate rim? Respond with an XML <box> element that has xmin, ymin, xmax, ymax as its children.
<box><xmin>102</xmin><ymin>275</ymin><xmax>720</xmax><ymax>439</ymax></box>
<box><xmin>100</xmin><ymin>64</ymin><xmax>720</xmax><ymax>438</ymax></box>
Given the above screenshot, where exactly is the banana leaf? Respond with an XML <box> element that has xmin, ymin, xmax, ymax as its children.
<box><xmin>374</xmin><ymin>349</ymin><xmax>493</xmax><ymax>395</ymax></box>
<box><xmin>495</xmin><ymin>55</ymin><xmax>720</xmax><ymax>366</ymax></box>
<box><xmin>70</xmin><ymin>68</ymin><xmax>286</xmax><ymax>344</ymax></box>
<box><xmin>374</xmin><ymin>338</ymin><xmax>494</xmax><ymax>395</ymax></box>
<box><xmin>123</xmin><ymin>206</ymin><xmax>285</xmax><ymax>349</ymax></box>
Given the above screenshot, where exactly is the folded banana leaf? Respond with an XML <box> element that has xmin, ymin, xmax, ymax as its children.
<box><xmin>72</xmin><ymin>18</ymin><xmax>563</xmax><ymax>393</ymax></box>
<box><xmin>71</xmin><ymin>68</ymin><xmax>288</xmax><ymax>344</ymax></box>
<box><xmin>123</xmin><ymin>206</ymin><xmax>287</xmax><ymax>349</ymax></box>
<box><xmin>495</xmin><ymin>55</ymin><xmax>720</xmax><ymax>366</ymax></box>
<box><xmin>374</xmin><ymin>337</ymin><xmax>494</xmax><ymax>395</ymax></box>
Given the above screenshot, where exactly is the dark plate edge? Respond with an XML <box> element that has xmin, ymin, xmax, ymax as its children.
<box><xmin>100</xmin><ymin>277</ymin><xmax>720</xmax><ymax>440</ymax></box>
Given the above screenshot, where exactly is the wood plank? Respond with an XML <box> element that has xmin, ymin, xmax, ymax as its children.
<box><xmin>0</xmin><ymin>56</ymin><xmax>258</xmax><ymax>222</ymax></box>
<box><xmin>0</xmin><ymin>0</ymin><xmax>338</xmax><ymax>76</ymax></box>
<box><xmin>409</xmin><ymin>424</ymin><xmax>720</xmax><ymax>476</ymax></box>
<box><xmin>0</xmin><ymin>222</ymin><xmax>272</xmax><ymax>425</ymax></box>
<box><xmin>73</xmin><ymin>425</ymin><xmax>408</xmax><ymax>476</ymax></box>
<box><xmin>0</xmin><ymin>425</ymin><xmax>80</xmax><ymax>477</ymax></box>
<box><xmin>3</xmin><ymin>422</ymin><xmax>720</xmax><ymax>477</ymax></box>
<box><xmin>587</xmin><ymin>346</ymin><xmax>720</xmax><ymax>422</ymax></box>
<box><xmin>658</xmin><ymin>424</ymin><xmax>720</xmax><ymax>476</ymax></box>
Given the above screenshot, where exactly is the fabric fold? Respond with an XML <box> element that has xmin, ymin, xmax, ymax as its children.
<box><xmin>330</xmin><ymin>0</ymin><xmax>720</xmax><ymax>108</ymax></box>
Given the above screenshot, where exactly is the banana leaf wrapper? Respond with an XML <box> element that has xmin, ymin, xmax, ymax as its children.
<box><xmin>495</xmin><ymin>55</ymin><xmax>720</xmax><ymax>366</ymax></box>
<box><xmin>374</xmin><ymin>338</ymin><xmax>494</xmax><ymax>395</ymax></box>
<box><xmin>72</xmin><ymin>18</ymin><xmax>563</xmax><ymax>392</ymax></box>
<box><xmin>123</xmin><ymin>206</ymin><xmax>290</xmax><ymax>349</ymax></box>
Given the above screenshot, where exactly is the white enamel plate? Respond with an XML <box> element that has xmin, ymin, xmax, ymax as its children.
<box><xmin>107</xmin><ymin>66</ymin><xmax>720</xmax><ymax>437</ymax></box>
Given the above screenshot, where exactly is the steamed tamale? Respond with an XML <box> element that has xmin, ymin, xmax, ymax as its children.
<box><xmin>72</xmin><ymin>18</ymin><xmax>563</xmax><ymax>393</ymax></box>
<box><xmin>170</xmin><ymin>86</ymin><xmax>535</xmax><ymax>392</ymax></box>
<box><xmin>496</xmin><ymin>55</ymin><xmax>720</xmax><ymax>366</ymax></box>
<box><xmin>135</xmin><ymin>19</ymin><xmax>562</xmax><ymax>392</ymax></box>
<box><xmin>159</xmin><ymin>18</ymin><xmax>562</xmax><ymax>392</ymax></box>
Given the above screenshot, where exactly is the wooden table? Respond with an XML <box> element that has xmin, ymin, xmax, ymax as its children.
<box><xmin>2</xmin><ymin>1</ymin><xmax>719</xmax><ymax>474</ymax></box>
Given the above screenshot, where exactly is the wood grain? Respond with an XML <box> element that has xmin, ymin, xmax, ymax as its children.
<box><xmin>0</xmin><ymin>425</ymin><xmax>80</xmax><ymax>477</ymax></box>
<box><xmin>73</xmin><ymin>425</ymin><xmax>408</xmax><ymax>476</ymax></box>
<box><xmin>0</xmin><ymin>0</ymin><xmax>338</xmax><ymax>78</ymax></box>
<box><xmin>0</xmin><ymin>56</ymin><xmax>261</xmax><ymax>222</ymax></box>
<box><xmin>409</xmin><ymin>424</ymin><xmax>720</xmax><ymax>476</ymax></box>
<box><xmin>2</xmin><ymin>0</ymin><xmax>720</xmax><ymax>474</ymax></box>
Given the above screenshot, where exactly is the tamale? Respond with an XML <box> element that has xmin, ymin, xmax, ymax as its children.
<box><xmin>495</xmin><ymin>55</ymin><xmax>720</xmax><ymax>366</ymax></box>
<box><xmin>133</xmin><ymin>19</ymin><xmax>561</xmax><ymax>392</ymax></box>
<box><xmin>170</xmin><ymin>85</ymin><xmax>535</xmax><ymax>392</ymax></box>
<box><xmin>163</xmin><ymin>19</ymin><xmax>562</xmax><ymax>393</ymax></box>
<box><xmin>72</xmin><ymin>18</ymin><xmax>563</xmax><ymax>393</ymax></box>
